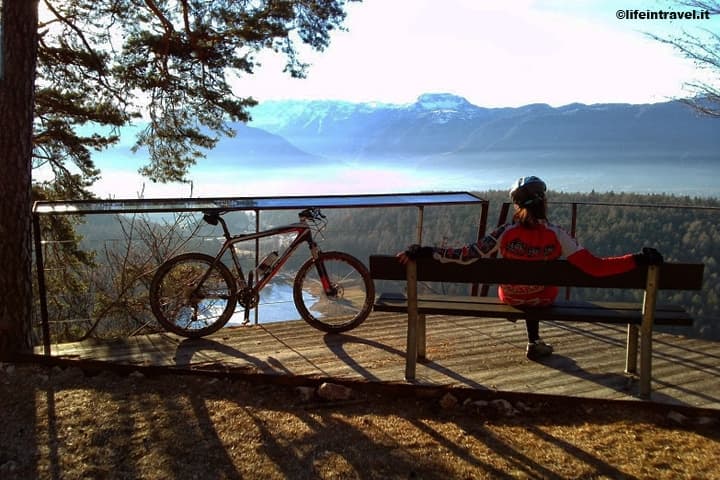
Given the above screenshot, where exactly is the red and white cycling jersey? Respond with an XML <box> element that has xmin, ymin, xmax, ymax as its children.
<box><xmin>433</xmin><ymin>221</ymin><xmax>637</xmax><ymax>306</ymax></box>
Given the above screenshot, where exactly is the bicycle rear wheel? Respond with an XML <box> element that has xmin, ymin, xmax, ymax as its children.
<box><xmin>293</xmin><ymin>251</ymin><xmax>374</xmax><ymax>333</ymax></box>
<box><xmin>150</xmin><ymin>253</ymin><xmax>237</xmax><ymax>338</ymax></box>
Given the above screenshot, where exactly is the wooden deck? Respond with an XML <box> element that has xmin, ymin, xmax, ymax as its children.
<box><xmin>33</xmin><ymin>312</ymin><xmax>720</xmax><ymax>411</ymax></box>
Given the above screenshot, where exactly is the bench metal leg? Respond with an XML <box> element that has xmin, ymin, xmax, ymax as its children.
<box><xmin>625</xmin><ymin>324</ymin><xmax>638</xmax><ymax>374</ymax></box>
<box><xmin>406</xmin><ymin>309</ymin><xmax>418</xmax><ymax>379</ymax></box>
<box><xmin>418</xmin><ymin>313</ymin><xmax>426</xmax><ymax>360</ymax></box>
<box><xmin>405</xmin><ymin>261</ymin><xmax>418</xmax><ymax>380</ymax></box>
<box><xmin>639</xmin><ymin>265</ymin><xmax>660</xmax><ymax>399</ymax></box>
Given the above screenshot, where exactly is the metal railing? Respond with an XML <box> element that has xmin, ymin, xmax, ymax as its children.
<box><xmin>32</xmin><ymin>194</ymin><xmax>720</xmax><ymax>351</ymax></box>
<box><xmin>32</xmin><ymin>192</ymin><xmax>489</xmax><ymax>353</ymax></box>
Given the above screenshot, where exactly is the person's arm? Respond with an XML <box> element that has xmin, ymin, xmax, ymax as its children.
<box><xmin>566</xmin><ymin>248</ymin><xmax>637</xmax><ymax>276</ymax></box>
<box><xmin>550</xmin><ymin>224</ymin><xmax>661</xmax><ymax>276</ymax></box>
<box><xmin>398</xmin><ymin>225</ymin><xmax>507</xmax><ymax>265</ymax></box>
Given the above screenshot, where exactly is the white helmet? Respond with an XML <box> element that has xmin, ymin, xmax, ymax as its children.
<box><xmin>510</xmin><ymin>176</ymin><xmax>547</xmax><ymax>206</ymax></box>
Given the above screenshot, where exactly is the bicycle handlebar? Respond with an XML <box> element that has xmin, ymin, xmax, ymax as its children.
<box><xmin>298</xmin><ymin>208</ymin><xmax>325</xmax><ymax>221</ymax></box>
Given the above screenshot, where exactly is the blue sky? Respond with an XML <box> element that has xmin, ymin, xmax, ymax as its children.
<box><xmin>235</xmin><ymin>0</ymin><xmax>718</xmax><ymax>107</ymax></box>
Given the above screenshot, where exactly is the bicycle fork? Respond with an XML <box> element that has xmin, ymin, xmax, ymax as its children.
<box><xmin>309</xmin><ymin>244</ymin><xmax>338</xmax><ymax>298</ymax></box>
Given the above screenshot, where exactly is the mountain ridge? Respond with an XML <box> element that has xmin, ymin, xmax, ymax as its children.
<box><xmin>245</xmin><ymin>93</ymin><xmax>719</xmax><ymax>167</ymax></box>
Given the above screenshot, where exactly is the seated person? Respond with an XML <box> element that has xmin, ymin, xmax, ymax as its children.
<box><xmin>398</xmin><ymin>175</ymin><xmax>662</xmax><ymax>359</ymax></box>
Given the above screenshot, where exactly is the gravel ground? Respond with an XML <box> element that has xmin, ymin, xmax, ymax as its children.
<box><xmin>1</xmin><ymin>362</ymin><xmax>719</xmax><ymax>479</ymax></box>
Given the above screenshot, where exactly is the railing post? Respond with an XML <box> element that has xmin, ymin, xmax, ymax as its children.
<box><xmin>32</xmin><ymin>212</ymin><xmax>51</xmax><ymax>355</ymax></box>
<box><xmin>254</xmin><ymin>209</ymin><xmax>260</xmax><ymax>325</ymax></box>
<box><xmin>471</xmin><ymin>201</ymin><xmax>489</xmax><ymax>296</ymax></box>
<box><xmin>566</xmin><ymin>203</ymin><xmax>578</xmax><ymax>300</ymax></box>
<box><xmin>416</xmin><ymin>205</ymin><xmax>424</xmax><ymax>244</ymax></box>
<box><xmin>481</xmin><ymin>202</ymin><xmax>511</xmax><ymax>296</ymax></box>
<box><xmin>405</xmin><ymin>260</ymin><xmax>419</xmax><ymax>380</ymax></box>
<box><xmin>639</xmin><ymin>265</ymin><xmax>660</xmax><ymax>398</ymax></box>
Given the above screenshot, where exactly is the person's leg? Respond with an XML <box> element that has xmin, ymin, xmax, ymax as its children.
<box><xmin>525</xmin><ymin>319</ymin><xmax>540</xmax><ymax>343</ymax></box>
<box><xmin>525</xmin><ymin>319</ymin><xmax>553</xmax><ymax>358</ymax></box>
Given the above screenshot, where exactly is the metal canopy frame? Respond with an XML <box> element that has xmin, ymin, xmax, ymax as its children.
<box><xmin>32</xmin><ymin>192</ymin><xmax>489</xmax><ymax>353</ymax></box>
<box><xmin>32</xmin><ymin>191</ymin><xmax>486</xmax><ymax>215</ymax></box>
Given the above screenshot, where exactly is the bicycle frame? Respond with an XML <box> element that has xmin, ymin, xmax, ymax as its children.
<box><xmin>150</xmin><ymin>207</ymin><xmax>373</xmax><ymax>336</ymax></box>
<box><xmin>205</xmin><ymin>212</ymin><xmax>324</xmax><ymax>294</ymax></box>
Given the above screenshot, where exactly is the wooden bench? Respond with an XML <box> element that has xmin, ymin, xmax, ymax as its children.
<box><xmin>369</xmin><ymin>255</ymin><xmax>704</xmax><ymax>398</ymax></box>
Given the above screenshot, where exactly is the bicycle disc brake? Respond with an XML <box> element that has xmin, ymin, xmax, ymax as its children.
<box><xmin>237</xmin><ymin>287</ymin><xmax>260</xmax><ymax>309</ymax></box>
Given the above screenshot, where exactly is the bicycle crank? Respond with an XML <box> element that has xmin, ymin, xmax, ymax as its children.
<box><xmin>237</xmin><ymin>287</ymin><xmax>260</xmax><ymax>309</ymax></box>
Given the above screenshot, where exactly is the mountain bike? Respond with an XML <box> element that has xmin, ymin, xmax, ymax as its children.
<box><xmin>149</xmin><ymin>208</ymin><xmax>374</xmax><ymax>338</ymax></box>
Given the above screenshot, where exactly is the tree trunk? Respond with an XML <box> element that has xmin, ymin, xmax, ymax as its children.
<box><xmin>0</xmin><ymin>0</ymin><xmax>39</xmax><ymax>357</ymax></box>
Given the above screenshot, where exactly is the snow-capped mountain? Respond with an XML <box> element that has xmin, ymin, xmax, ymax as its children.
<box><xmin>243</xmin><ymin>93</ymin><xmax>719</xmax><ymax>168</ymax></box>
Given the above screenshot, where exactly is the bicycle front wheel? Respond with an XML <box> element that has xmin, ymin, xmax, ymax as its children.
<box><xmin>293</xmin><ymin>251</ymin><xmax>374</xmax><ymax>333</ymax></box>
<box><xmin>150</xmin><ymin>253</ymin><xmax>237</xmax><ymax>338</ymax></box>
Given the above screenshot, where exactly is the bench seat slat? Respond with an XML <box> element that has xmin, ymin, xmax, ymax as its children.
<box><xmin>380</xmin><ymin>293</ymin><xmax>688</xmax><ymax>313</ymax></box>
<box><xmin>374</xmin><ymin>293</ymin><xmax>693</xmax><ymax>326</ymax></box>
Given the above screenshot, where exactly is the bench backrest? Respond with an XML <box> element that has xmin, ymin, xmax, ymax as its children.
<box><xmin>369</xmin><ymin>255</ymin><xmax>704</xmax><ymax>291</ymax></box>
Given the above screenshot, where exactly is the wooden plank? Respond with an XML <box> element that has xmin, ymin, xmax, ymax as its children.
<box><xmin>397</xmin><ymin>294</ymin><xmax>689</xmax><ymax>313</ymax></box>
<box><xmin>369</xmin><ymin>255</ymin><xmax>704</xmax><ymax>290</ymax></box>
<box><xmin>34</xmin><ymin>313</ymin><xmax>720</xmax><ymax>410</ymax></box>
<box><xmin>374</xmin><ymin>294</ymin><xmax>693</xmax><ymax>326</ymax></box>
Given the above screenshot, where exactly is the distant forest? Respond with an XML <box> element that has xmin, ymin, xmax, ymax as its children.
<box><xmin>41</xmin><ymin>190</ymin><xmax>719</xmax><ymax>343</ymax></box>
